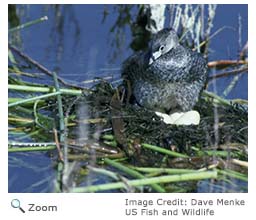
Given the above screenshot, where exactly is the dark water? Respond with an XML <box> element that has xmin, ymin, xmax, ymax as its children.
<box><xmin>8</xmin><ymin>4</ymin><xmax>248</xmax><ymax>192</ymax></box>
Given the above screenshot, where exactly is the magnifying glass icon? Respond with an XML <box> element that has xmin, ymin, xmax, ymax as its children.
<box><xmin>11</xmin><ymin>199</ymin><xmax>25</xmax><ymax>213</ymax></box>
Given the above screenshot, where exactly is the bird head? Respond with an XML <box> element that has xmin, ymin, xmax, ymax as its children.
<box><xmin>149</xmin><ymin>28</ymin><xmax>179</xmax><ymax>65</ymax></box>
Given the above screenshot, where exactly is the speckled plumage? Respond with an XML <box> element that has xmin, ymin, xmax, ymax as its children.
<box><xmin>122</xmin><ymin>28</ymin><xmax>208</xmax><ymax>113</ymax></box>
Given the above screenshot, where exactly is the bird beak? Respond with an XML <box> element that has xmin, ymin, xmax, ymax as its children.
<box><xmin>149</xmin><ymin>57</ymin><xmax>154</xmax><ymax>65</ymax></box>
<box><xmin>149</xmin><ymin>51</ymin><xmax>161</xmax><ymax>65</ymax></box>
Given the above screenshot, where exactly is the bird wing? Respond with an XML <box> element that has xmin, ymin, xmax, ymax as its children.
<box><xmin>121</xmin><ymin>51</ymin><xmax>148</xmax><ymax>82</ymax></box>
<box><xmin>188</xmin><ymin>50</ymin><xmax>208</xmax><ymax>84</ymax></box>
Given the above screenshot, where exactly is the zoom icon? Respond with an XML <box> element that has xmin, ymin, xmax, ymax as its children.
<box><xmin>11</xmin><ymin>199</ymin><xmax>25</xmax><ymax>213</ymax></box>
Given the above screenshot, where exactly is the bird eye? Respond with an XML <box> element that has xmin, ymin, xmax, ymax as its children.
<box><xmin>159</xmin><ymin>45</ymin><xmax>165</xmax><ymax>51</ymax></box>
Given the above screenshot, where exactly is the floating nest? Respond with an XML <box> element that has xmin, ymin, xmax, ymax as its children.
<box><xmin>65</xmin><ymin>80</ymin><xmax>248</xmax><ymax>168</ymax></box>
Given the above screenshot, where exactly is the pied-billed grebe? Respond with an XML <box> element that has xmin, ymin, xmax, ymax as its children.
<box><xmin>122</xmin><ymin>28</ymin><xmax>208</xmax><ymax>113</ymax></box>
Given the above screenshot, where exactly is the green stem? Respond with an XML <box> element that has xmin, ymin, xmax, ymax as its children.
<box><xmin>8</xmin><ymin>145</ymin><xmax>56</xmax><ymax>152</ymax></box>
<box><xmin>53</xmin><ymin>71</ymin><xmax>66</xmax><ymax>193</ymax></box>
<box><xmin>202</xmin><ymin>90</ymin><xmax>230</xmax><ymax>106</ymax></box>
<box><xmin>102</xmin><ymin>135</ymin><xmax>188</xmax><ymax>158</ymax></box>
<box><xmin>141</xmin><ymin>143</ymin><xmax>188</xmax><ymax>158</ymax></box>
<box><xmin>205</xmin><ymin>150</ymin><xmax>235</xmax><ymax>157</ymax></box>
<box><xmin>8</xmin><ymin>49</ymin><xmax>19</xmax><ymax>71</ymax></box>
<box><xmin>104</xmin><ymin>158</ymin><xmax>166</xmax><ymax>193</ymax></box>
<box><xmin>53</xmin><ymin>72</ymin><xmax>65</xmax><ymax>137</ymax></box>
<box><xmin>8</xmin><ymin>91</ymin><xmax>61</xmax><ymax>108</ymax></box>
<box><xmin>71</xmin><ymin>171</ymin><xmax>217</xmax><ymax>193</ymax></box>
<box><xmin>9</xmin><ymin>97</ymin><xmax>45</xmax><ymax>105</ymax></box>
<box><xmin>9</xmin><ymin>84</ymin><xmax>82</xmax><ymax>95</ymax></box>
<box><xmin>132</xmin><ymin>167</ymin><xmax>198</xmax><ymax>174</ymax></box>
<box><xmin>218</xmin><ymin>169</ymin><xmax>247</xmax><ymax>182</ymax></box>
<box><xmin>9</xmin><ymin>16</ymin><xmax>48</xmax><ymax>33</ymax></box>
<box><xmin>101</xmin><ymin>134</ymin><xmax>115</xmax><ymax>141</ymax></box>
<box><xmin>87</xmin><ymin>166</ymin><xmax>120</xmax><ymax>181</ymax></box>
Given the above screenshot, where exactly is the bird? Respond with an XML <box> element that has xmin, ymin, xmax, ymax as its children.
<box><xmin>122</xmin><ymin>28</ymin><xmax>208</xmax><ymax>114</ymax></box>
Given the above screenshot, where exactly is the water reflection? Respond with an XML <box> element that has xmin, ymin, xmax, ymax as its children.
<box><xmin>9</xmin><ymin>4</ymin><xmax>247</xmax><ymax>98</ymax></box>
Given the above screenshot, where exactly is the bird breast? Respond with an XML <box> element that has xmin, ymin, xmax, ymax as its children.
<box><xmin>146</xmin><ymin>46</ymin><xmax>191</xmax><ymax>83</ymax></box>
